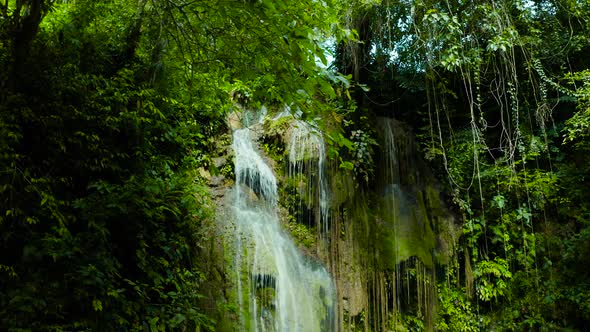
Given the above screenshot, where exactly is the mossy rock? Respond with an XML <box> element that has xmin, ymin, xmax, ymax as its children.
<box><xmin>374</xmin><ymin>189</ymin><xmax>436</xmax><ymax>269</ymax></box>
<box><xmin>285</xmin><ymin>221</ymin><xmax>317</xmax><ymax>248</ymax></box>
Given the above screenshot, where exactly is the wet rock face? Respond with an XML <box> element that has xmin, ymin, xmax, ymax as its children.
<box><xmin>212</xmin><ymin>156</ymin><xmax>227</xmax><ymax>168</ymax></box>
<box><xmin>374</xmin><ymin>117</ymin><xmax>458</xmax><ymax>268</ymax></box>
<box><xmin>208</xmin><ymin>109</ymin><xmax>459</xmax><ymax>331</ymax></box>
<box><xmin>199</xmin><ymin>167</ymin><xmax>226</xmax><ymax>188</ymax></box>
<box><xmin>228</xmin><ymin>111</ymin><xmax>243</xmax><ymax>131</ymax></box>
<box><xmin>216</xmin><ymin>126</ymin><xmax>336</xmax><ymax>331</ymax></box>
<box><xmin>271</xmin><ymin>115</ymin><xmax>457</xmax><ymax>330</ymax></box>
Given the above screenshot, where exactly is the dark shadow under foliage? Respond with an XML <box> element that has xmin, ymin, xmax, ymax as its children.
<box><xmin>0</xmin><ymin>2</ymin><xmax>224</xmax><ymax>330</ymax></box>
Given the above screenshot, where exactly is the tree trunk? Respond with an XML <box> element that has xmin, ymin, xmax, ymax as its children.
<box><xmin>10</xmin><ymin>0</ymin><xmax>46</xmax><ymax>89</ymax></box>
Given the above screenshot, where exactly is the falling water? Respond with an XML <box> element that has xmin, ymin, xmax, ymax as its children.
<box><xmin>287</xmin><ymin>120</ymin><xmax>330</xmax><ymax>235</ymax></box>
<box><xmin>377</xmin><ymin>117</ymin><xmax>436</xmax><ymax>330</ymax></box>
<box><xmin>231</xmin><ymin>127</ymin><xmax>335</xmax><ymax>332</ymax></box>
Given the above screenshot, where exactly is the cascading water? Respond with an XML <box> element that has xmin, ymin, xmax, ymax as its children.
<box><xmin>287</xmin><ymin>120</ymin><xmax>330</xmax><ymax>236</ymax></box>
<box><xmin>231</xmin><ymin>127</ymin><xmax>335</xmax><ymax>332</ymax></box>
<box><xmin>376</xmin><ymin>117</ymin><xmax>437</xmax><ymax>330</ymax></box>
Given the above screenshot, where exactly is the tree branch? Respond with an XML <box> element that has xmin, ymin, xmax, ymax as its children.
<box><xmin>0</xmin><ymin>0</ymin><xmax>7</xmax><ymax>18</ymax></box>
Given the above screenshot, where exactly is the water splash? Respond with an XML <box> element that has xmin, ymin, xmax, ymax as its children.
<box><xmin>231</xmin><ymin>127</ymin><xmax>335</xmax><ymax>331</ymax></box>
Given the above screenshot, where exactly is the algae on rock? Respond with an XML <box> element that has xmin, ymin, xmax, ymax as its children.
<box><xmin>208</xmin><ymin>108</ymin><xmax>459</xmax><ymax>331</ymax></box>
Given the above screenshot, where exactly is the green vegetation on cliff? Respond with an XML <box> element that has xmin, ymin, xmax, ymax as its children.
<box><xmin>1</xmin><ymin>0</ymin><xmax>590</xmax><ymax>330</ymax></box>
<box><xmin>336</xmin><ymin>0</ymin><xmax>590</xmax><ymax>330</ymax></box>
<box><xmin>0</xmin><ymin>0</ymin><xmax>347</xmax><ymax>330</ymax></box>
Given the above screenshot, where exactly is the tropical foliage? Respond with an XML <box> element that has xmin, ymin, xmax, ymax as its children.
<box><xmin>0</xmin><ymin>0</ymin><xmax>347</xmax><ymax>330</ymax></box>
<box><xmin>336</xmin><ymin>0</ymin><xmax>590</xmax><ymax>329</ymax></box>
<box><xmin>1</xmin><ymin>0</ymin><xmax>590</xmax><ymax>330</ymax></box>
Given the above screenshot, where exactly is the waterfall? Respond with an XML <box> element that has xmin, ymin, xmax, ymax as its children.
<box><xmin>231</xmin><ymin>127</ymin><xmax>335</xmax><ymax>332</ymax></box>
<box><xmin>376</xmin><ymin>117</ymin><xmax>436</xmax><ymax>330</ymax></box>
<box><xmin>287</xmin><ymin>120</ymin><xmax>330</xmax><ymax>236</ymax></box>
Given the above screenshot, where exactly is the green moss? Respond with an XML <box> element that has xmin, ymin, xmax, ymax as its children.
<box><xmin>378</xmin><ymin>227</ymin><xmax>434</xmax><ymax>269</ymax></box>
<box><xmin>280</xmin><ymin>176</ymin><xmax>314</xmax><ymax>226</ymax></box>
<box><xmin>422</xmin><ymin>185</ymin><xmax>457</xmax><ymax>266</ymax></box>
<box><xmin>264</xmin><ymin>114</ymin><xmax>292</xmax><ymax>135</ymax></box>
<box><xmin>219</xmin><ymin>162</ymin><xmax>234</xmax><ymax>179</ymax></box>
<box><xmin>285</xmin><ymin>221</ymin><xmax>317</xmax><ymax>248</ymax></box>
<box><xmin>258</xmin><ymin>115</ymin><xmax>291</xmax><ymax>165</ymax></box>
<box><xmin>343</xmin><ymin>309</ymin><xmax>367</xmax><ymax>332</ymax></box>
<box><xmin>425</xmin><ymin>185</ymin><xmax>443</xmax><ymax>213</ymax></box>
<box><xmin>329</xmin><ymin>169</ymin><xmax>355</xmax><ymax>207</ymax></box>
<box><xmin>259</xmin><ymin>118</ymin><xmax>290</xmax><ymax>167</ymax></box>
<box><xmin>375</xmin><ymin>191</ymin><xmax>436</xmax><ymax>269</ymax></box>
<box><xmin>260</xmin><ymin>138</ymin><xmax>286</xmax><ymax>167</ymax></box>
<box><xmin>256</xmin><ymin>287</ymin><xmax>276</xmax><ymax>307</ymax></box>
<box><xmin>283</xmin><ymin>175</ymin><xmax>312</xmax><ymax>206</ymax></box>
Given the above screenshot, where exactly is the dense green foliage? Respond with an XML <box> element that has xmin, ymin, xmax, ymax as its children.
<box><xmin>336</xmin><ymin>0</ymin><xmax>590</xmax><ymax>330</ymax></box>
<box><xmin>2</xmin><ymin>0</ymin><xmax>590</xmax><ymax>330</ymax></box>
<box><xmin>0</xmin><ymin>0</ymin><xmax>347</xmax><ymax>330</ymax></box>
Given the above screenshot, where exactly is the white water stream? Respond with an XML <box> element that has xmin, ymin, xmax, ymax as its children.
<box><xmin>231</xmin><ymin>127</ymin><xmax>335</xmax><ymax>332</ymax></box>
<box><xmin>287</xmin><ymin>120</ymin><xmax>330</xmax><ymax>235</ymax></box>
